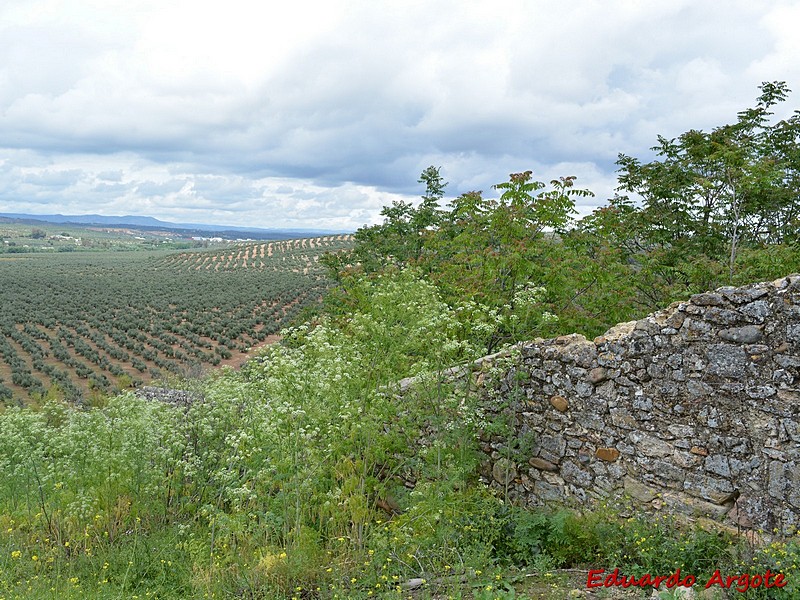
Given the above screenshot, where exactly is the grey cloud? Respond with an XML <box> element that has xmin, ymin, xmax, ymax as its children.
<box><xmin>92</xmin><ymin>181</ymin><xmax>133</xmax><ymax>194</ymax></box>
<box><xmin>96</xmin><ymin>170</ymin><xmax>124</xmax><ymax>182</ymax></box>
<box><xmin>0</xmin><ymin>1</ymin><xmax>794</xmax><ymax>230</ymax></box>
<box><xmin>189</xmin><ymin>176</ymin><xmax>255</xmax><ymax>198</ymax></box>
<box><xmin>21</xmin><ymin>169</ymin><xmax>84</xmax><ymax>188</ymax></box>
<box><xmin>134</xmin><ymin>179</ymin><xmax>188</xmax><ymax>197</ymax></box>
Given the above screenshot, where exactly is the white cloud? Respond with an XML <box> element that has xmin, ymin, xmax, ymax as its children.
<box><xmin>0</xmin><ymin>0</ymin><xmax>796</xmax><ymax>230</ymax></box>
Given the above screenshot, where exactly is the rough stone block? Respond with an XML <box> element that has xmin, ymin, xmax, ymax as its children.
<box><xmin>595</xmin><ymin>447</ymin><xmax>620</xmax><ymax>462</ymax></box>
<box><xmin>703</xmin><ymin>307</ymin><xmax>744</xmax><ymax>326</ymax></box>
<box><xmin>492</xmin><ymin>458</ymin><xmax>517</xmax><ymax>486</ymax></box>
<box><xmin>561</xmin><ymin>460</ymin><xmax>594</xmax><ymax>487</ymax></box>
<box><xmin>706</xmin><ymin>344</ymin><xmax>747</xmax><ymax>378</ymax></box>
<box><xmin>704</xmin><ymin>455</ymin><xmax>731</xmax><ymax>478</ymax></box>
<box><xmin>718</xmin><ymin>325</ymin><xmax>763</xmax><ymax>344</ymax></box>
<box><xmin>690</xmin><ymin>292</ymin><xmax>726</xmax><ymax>306</ymax></box>
<box><xmin>533</xmin><ymin>480</ymin><xmax>564</xmax><ymax>502</ymax></box>
<box><xmin>624</xmin><ymin>477</ymin><xmax>659</xmax><ymax>502</ymax></box>
<box><xmin>608</xmin><ymin>408</ymin><xmax>637</xmax><ymax>430</ymax></box>
<box><xmin>722</xmin><ymin>286</ymin><xmax>768</xmax><ymax>304</ymax></box>
<box><xmin>630</xmin><ymin>432</ymin><xmax>673</xmax><ymax>458</ymax></box>
<box><xmin>588</xmin><ymin>367</ymin><xmax>607</xmax><ymax>384</ymax></box>
<box><xmin>538</xmin><ymin>434</ymin><xmax>567</xmax><ymax>460</ymax></box>
<box><xmin>660</xmin><ymin>490</ymin><xmax>733</xmax><ymax>518</ymax></box>
<box><xmin>529</xmin><ymin>457</ymin><xmax>558</xmax><ymax>472</ymax></box>
<box><xmin>740</xmin><ymin>300</ymin><xmax>770</xmax><ymax>323</ymax></box>
<box><xmin>560</xmin><ymin>339</ymin><xmax>597</xmax><ymax>368</ymax></box>
<box><xmin>549</xmin><ymin>395</ymin><xmax>568</xmax><ymax>412</ymax></box>
<box><xmin>683</xmin><ymin>473</ymin><xmax>736</xmax><ymax>504</ymax></box>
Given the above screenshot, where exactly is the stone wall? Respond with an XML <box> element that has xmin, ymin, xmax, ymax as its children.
<box><xmin>477</xmin><ymin>275</ymin><xmax>800</xmax><ymax>535</ymax></box>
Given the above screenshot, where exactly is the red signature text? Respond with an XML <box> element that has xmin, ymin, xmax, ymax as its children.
<box><xmin>586</xmin><ymin>568</ymin><xmax>786</xmax><ymax>593</ymax></box>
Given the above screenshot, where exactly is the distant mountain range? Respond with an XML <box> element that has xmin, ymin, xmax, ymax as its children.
<box><xmin>0</xmin><ymin>212</ymin><xmax>348</xmax><ymax>240</ymax></box>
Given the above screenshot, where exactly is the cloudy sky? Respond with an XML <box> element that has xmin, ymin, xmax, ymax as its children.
<box><xmin>1</xmin><ymin>0</ymin><xmax>798</xmax><ymax>231</ymax></box>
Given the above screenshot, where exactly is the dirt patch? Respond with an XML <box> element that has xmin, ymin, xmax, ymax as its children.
<box><xmin>215</xmin><ymin>334</ymin><xmax>282</xmax><ymax>369</ymax></box>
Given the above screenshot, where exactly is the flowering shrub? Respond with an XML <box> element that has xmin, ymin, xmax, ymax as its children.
<box><xmin>0</xmin><ymin>268</ymin><xmax>492</xmax><ymax>597</ymax></box>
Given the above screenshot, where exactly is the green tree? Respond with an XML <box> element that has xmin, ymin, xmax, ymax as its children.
<box><xmin>373</xmin><ymin>164</ymin><xmax>446</xmax><ymax>263</ymax></box>
<box><xmin>425</xmin><ymin>172</ymin><xmax>587</xmax><ymax>313</ymax></box>
<box><xmin>413</xmin><ymin>165</ymin><xmax>447</xmax><ymax>235</ymax></box>
<box><xmin>328</xmin><ymin>169</ymin><xmax>593</xmax><ymax>350</ymax></box>
<box><xmin>616</xmin><ymin>81</ymin><xmax>800</xmax><ymax>290</ymax></box>
<box><xmin>323</xmin><ymin>166</ymin><xmax>447</xmax><ymax>277</ymax></box>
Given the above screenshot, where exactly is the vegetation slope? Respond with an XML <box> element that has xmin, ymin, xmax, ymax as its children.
<box><xmin>0</xmin><ymin>83</ymin><xmax>799</xmax><ymax>599</ymax></box>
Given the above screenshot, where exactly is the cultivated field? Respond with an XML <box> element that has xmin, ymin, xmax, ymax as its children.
<box><xmin>0</xmin><ymin>235</ymin><xmax>351</xmax><ymax>403</ymax></box>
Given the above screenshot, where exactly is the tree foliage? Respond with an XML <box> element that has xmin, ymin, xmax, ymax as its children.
<box><xmin>325</xmin><ymin>82</ymin><xmax>799</xmax><ymax>342</ymax></box>
<box><xmin>326</xmin><ymin>169</ymin><xmax>595</xmax><ymax>350</ymax></box>
<box><xmin>614</xmin><ymin>81</ymin><xmax>800</xmax><ymax>293</ymax></box>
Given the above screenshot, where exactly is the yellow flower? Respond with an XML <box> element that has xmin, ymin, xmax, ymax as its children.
<box><xmin>11</xmin><ymin>550</ymin><xmax>21</xmax><ymax>559</ymax></box>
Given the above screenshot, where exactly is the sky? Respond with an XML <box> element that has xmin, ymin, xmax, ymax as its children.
<box><xmin>1</xmin><ymin>0</ymin><xmax>798</xmax><ymax>232</ymax></box>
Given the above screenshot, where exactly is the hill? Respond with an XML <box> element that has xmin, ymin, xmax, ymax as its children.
<box><xmin>0</xmin><ymin>212</ymin><xmax>347</xmax><ymax>241</ymax></box>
